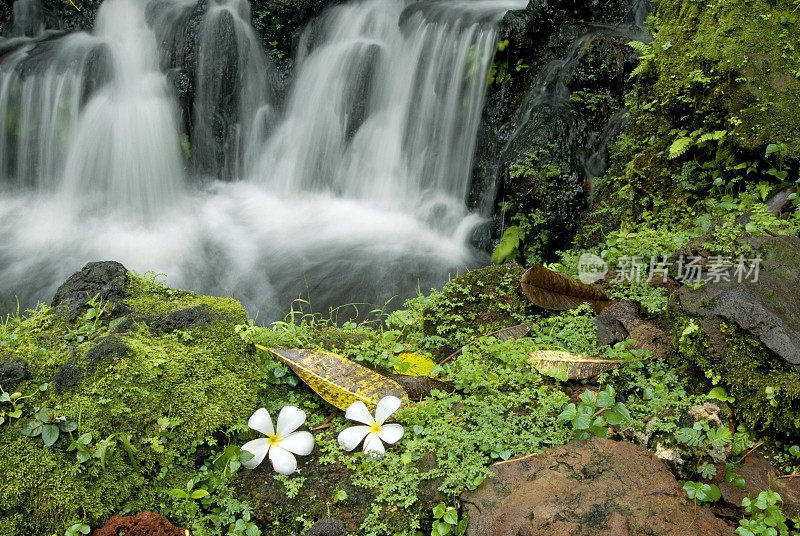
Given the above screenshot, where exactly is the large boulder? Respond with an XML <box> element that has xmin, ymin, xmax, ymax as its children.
<box><xmin>672</xmin><ymin>235</ymin><xmax>800</xmax><ymax>367</ymax></box>
<box><xmin>462</xmin><ymin>437</ymin><xmax>734</xmax><ymax>536</ymax></box>
<box><xmin>471</xmin><ymin>0</ymin><xmax>640</xmax><ymax>259</ymax></box>
<box><xmin>0</xmin><ymin>262</ymin><xmax>257</xmax><ymax>536</ymax></box>
<box><xmin>670</xmin><ymin>235</ymin><xmax>800</xmax><ymax>434</ymax></box>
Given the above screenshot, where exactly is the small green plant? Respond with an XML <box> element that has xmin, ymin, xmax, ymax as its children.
<box><xmin>556</xmin><ymin>386</ymin><xmax>633</xmax><ymax>440</ymax></box>
<box><xmin>675</xmin><ymin>421</ymin><xmax>732</xmax><ymax>449</ymax></box>
<box><xmin>491</xmin><ymin>225</ymin><xmax>524</xmax><ymax>264</ymax></box>
<box><xmin>430</xmin><ymin>502</ymin><xmax>467</xmax><ymax>536</ymax></box>
<box><xmin>736</xmin><ymin>490</ymin><xmax>798</xmax><ymax>536</ymax></box>
<box><xmin>683</xmin><ymin>481</ymin><xmax>721</xmax><ymax>505</ymax></box>
<box><xmin>168</xmin><ymin>479</ymin><xmax>211</xmax><ymax>501</ymax></box>
<box><xmin>0</xmin><ymin>385</ymin><xmax>34</xmax><ymax>425</ymax></box>
<box><xmin>20</xmin><ymin>407</ymin><xmax>76</xmax><ymax>446</ymax></box>
<box><xmin>63</xmin><ymin>295</ymin><xmax>122</xmax><ymax>345</ymax></box>
<box><xmin>64</xmin><ymin>523</ymin><xmax>91</xmax><ymax>536</ymax></box>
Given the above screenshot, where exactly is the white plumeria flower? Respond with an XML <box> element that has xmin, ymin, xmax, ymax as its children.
<box><xmin>337</xmin><ymin>396</ymin><xmax>404</xmax><ymax>458</ymax></box>
<box><xmin>241</xmin><ymin>406</ymin><xmax>314</xmax><ymax>475</ymax></box>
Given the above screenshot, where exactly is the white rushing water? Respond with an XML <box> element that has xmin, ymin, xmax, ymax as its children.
<box><xmin>0</xmin><ymin>0</ymin><xmax>527</xmax><ymax>318</ymax></box>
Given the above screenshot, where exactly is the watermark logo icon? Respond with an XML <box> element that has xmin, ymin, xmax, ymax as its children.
<box><xmin>578</xmin><ymin>253</ymin><xmax>608</xmax><ymax>284</ymax></box>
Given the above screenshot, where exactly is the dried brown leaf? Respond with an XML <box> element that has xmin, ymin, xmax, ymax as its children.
<box><xmin>520</xmin><ymin>264</ymin><xmax>613</xmax><ymax>314</ymax></box>
<box><xmin>529</xmin><ymin>350</ymin><xmax>621</xmax><ymax>379</ymax></box>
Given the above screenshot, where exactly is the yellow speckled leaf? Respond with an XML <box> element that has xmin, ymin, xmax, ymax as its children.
<box><xmin>394</xmin><ymin>352</ymin><xmax>436</xmax><ymax>376</ymax></box>
<box><xmin>529</xmin><ymin>350</ymin><xmax>621</xmax><ymax>380</ymax></box>
<box><xmin>255</xmin><ymin>345</ymin><xmax>409</xmax><ymax>411</ymax></box>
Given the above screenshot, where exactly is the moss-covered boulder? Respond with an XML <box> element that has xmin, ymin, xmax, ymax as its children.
<box><xmin>0</xmin><ymin>263</ymin><xmax>257</xmax><ymax>536</ymax></box>
<box><xmin>415</xmin><ymin>263</ymin><xmax>531</xmax><ymax>356</ymax></box>
<box><xmin>0</xmin><ymin>263</ymin><xmax>473</xmax><ymax>536</ymax></box>
<box><xmin>584</xmin><ymin>0</ymin><xmax>800</xmax><ymax>238</ymax></box>
<box><xmin>669</xmin><ymin>236</ymin><xmax>800</xmax><ymax>437</ymax></box>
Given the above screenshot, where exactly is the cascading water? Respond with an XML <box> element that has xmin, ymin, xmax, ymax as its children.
<box><xmin>0</xmin><ymin>0</ymin><xmax>526</xmax><ymax>318</ymax></box>
<box><xmin>60</xmin><ymin>0</ymin><xmax>186</xmax><ymax>217</ymax></box>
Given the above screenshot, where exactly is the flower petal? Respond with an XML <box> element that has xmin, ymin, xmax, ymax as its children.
<box><xmin>269</xmin><ymin>445</ymin><xmax>297</xmax><ymax>475</ymax></box>
<box><xmin>376</xmin><ymin>423</ymin><xmax>404</xmax><ymax>445</ymax></box>
<box><xmin>241</xmin><ymin>438</ymin><xmax>270</xmax><ymax>469</ymax></box>
<box><xmin>248</xmin><ymin>408</ymin><xmax>274</xmax><ymax>436</ymax></box>
<box><xmin>375</xmin><ymin>396</ymin><xmax>402</xmax><ymax>424</ymax></box>
<box><xmin>345</xmin><ymin>401</ymin><xmax>374</xmax><ymax>425</ymax></box>
<box><xmin>275</xmin><ymin>406</ymin><xmax>307</xmax><ymax>436</ymax></box>
<box><xmin>337</xmin><ymin>425</ymin><xmax>371</xmax><ymax>451</ymax></box>
<box><xmin>363</xmin><ymin>433</ymin><xmax>385</xmax><ymax>458</ymax></box>
<box><xmin>280</xmin><ymin>431</ymin><xmax>314</xmax><ymax>456</ymax></box>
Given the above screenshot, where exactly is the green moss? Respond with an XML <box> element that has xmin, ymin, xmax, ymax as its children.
<box><xmin>671</xmin><ymin>314</ymin><xmax>800</xmax><ymax>436</ymax></box>
<box><xmin>582</xmin><ymin>0</ymin><xmax>800</xmax><ymax>240</ymax></box>
<box><xmin>0</xmin><ymin>272</ymin><xmax>259</xmax><ymax>536</ymax></box>
<box><xmin>409</xmin><ymin>264</ymin><xmax>530</xmax><ymax>356</ymax></box>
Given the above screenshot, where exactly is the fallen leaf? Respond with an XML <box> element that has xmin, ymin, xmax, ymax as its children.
<box><xmin>256</xmin><ymin>345</ymin><xmax>409</xmax><ymax>411</ymax></box>
<box><xmin>520</xmin><ymin>264</ymin><xmax>613</xmax><ymax>313</ymax></box>
<box><xmin>394</xmin><ymin>352</ymin><xmax>436</xmax><ymax>376</ymax></box>
<box><xmin>529</xmin><ymin>350</ymin><xmax>621</xmax><ymax>379</ymax></box>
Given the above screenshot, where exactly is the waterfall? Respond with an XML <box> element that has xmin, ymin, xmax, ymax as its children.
<box><xmin>256</xmin><ymin>0</ymin><xmax>522</xmax><ymax>229</ymax></box>
<box><xmin>59</xmin><ymin>0</ymin><xmax>186</xmax><ymax>218</ymax></box>
<box><xmin>0</xmin><ymin>0</ymin><xmax>526</xmax><ymax>318</ymax></box>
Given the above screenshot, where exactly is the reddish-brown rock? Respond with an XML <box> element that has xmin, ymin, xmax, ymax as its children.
<box><xmin>713</xmin><ymin>450</ymin><xmax>800</xmax><ymax>519</ymax></box>
<box><xmin>461</xmin><ymin>437</ymin><xmax>734</xmax><ymax>536</ymax></box>
<box><xmin>92</xmin><ymin>512</ymin><xmax>185</xmax><ymax>536</ymax></box>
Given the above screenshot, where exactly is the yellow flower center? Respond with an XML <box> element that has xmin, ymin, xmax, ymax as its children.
<box><xmin>267</xmin><ymin>432</ymin><xmax>281</xmax><ymax>446</ymax></box>
<box><xmin>370</xmin><ymin>422</ymin><xmax>382</xmax><ymax>434</ymax></box>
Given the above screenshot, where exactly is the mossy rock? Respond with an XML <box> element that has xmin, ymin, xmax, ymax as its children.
<box><xmin>581</xmin><ymin>0</ymin><xmax>800</xmax><ymax>239</ymax></box>
<box><xmin>0</xmin><ymin>264</ymin><xmax>257</xmax><ymax>536</ymax></box>
<box><xmin>420</xmin><ymin>263</ymin><xmax>530</xmax><ymax>356</ymax></box>
<box><xmin>667</xmin><ymin>235</ymin><xmax>800</xmax><ymax>437</ymax></box>
<box><xmin>0</xmin><ymin>263</ymin><xmax>452</xmax><ymax>536</ymax></box>
<box><xmin>671</xmin><ymin>314</ymin><xmax>800</xmax><ymax>438</ymax></box>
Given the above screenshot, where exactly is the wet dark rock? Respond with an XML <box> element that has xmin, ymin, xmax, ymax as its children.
<box><xmin>38</xmin><ymin>0</ymin><xmax>101</xmax><ymax>34</ymax></box>
<box><xmin>594</xmin><ymin>300</ymin><xmax>671</xmax><ymax>358</ymax></box>
<box><xmin>0</xmin><ymin>358</ymin><xmax>30</xmax><ymax>391</ymax></box>
<box><xmin>85</xmin><ymin>336</ymin><xmax>128</xmax><ymax>369</ymax></box>
<box><xmin>249</xmin><ymin>0</ymin><xmax>343</xmax><ymax>77</ymax></box>
<box><xmin>146</xmin><ymin>305</ymin><xmax>218</xmax><ymax>334</ymax></box>
<box><xmin>671</xmin><ymin>235</ymin><xmax>800</xmax><ymax>368</ymax></box>
<box><xmin>471</xmin><ymin>0</ymin><xmax>643</xmax><ymax>259</ymax></box>
<box><xmin>462</xmin><ymin>437</ymin><xmax>734</xmax><ymax>536</ymax></box>
<box><xmin>52</xmin><ymin>360</ymin><xmax>82</xmax><ymax>392</ymax></box>
<box><xmin>0</xmin><ymin>3</ymin><xmax>12</xmax><ymax>36</ymax></box>
<box><xmin>304</xmin><ymin>519</ymin><xmax>346</xmax><ymax>536</ymax></box>
<box><xmin>52</xmin><ymin>261</ymin><xmax>129</xmax><ymax>321</ymax></box>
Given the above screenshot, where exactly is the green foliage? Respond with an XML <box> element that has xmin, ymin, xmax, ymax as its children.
<box><xmin>737</xmin><ymin>490</ymin><xmax>799</xmax><ymax>536</ymax></box>
<box><xmin>430</xmin><ymin>503</ymin><xmax>467</xmax><ymax>536</ymax></box>
<box><xmin>64</xmin><ymin>524</ymin><xmax>91</xmax><ymax>536</ymax></box>
<box><xmin>556</xmin><ymin>386</ymin><xmax>632</xmax><ymax>440</ymax></box>
<box><xmin>683</xmin><ymin>481</ymin><xmax>721</xmax><ymax>504</ymax></box>
<box><xmin>674</xmin><ymin>421</ymin><xmax>731</xmax><ymax>450</ymax></box>
<box><xmin>63</xmin><ymin>295</ymin><xmax>118</xmax><ymax>345</ymax></box>
<box><xmin>491</xmin><ymin>226</ymin><xmax>524</xmax><ymax>264</ymax></box>
<box><xmin>20</xmin><ymin>407</ymin><xmax>77</xmax><ymax>447</ymax></box>
<box><xmin>584</xmin><ymin>0</ymin><xmax>800</xmax><ymax>242</ymax></box>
